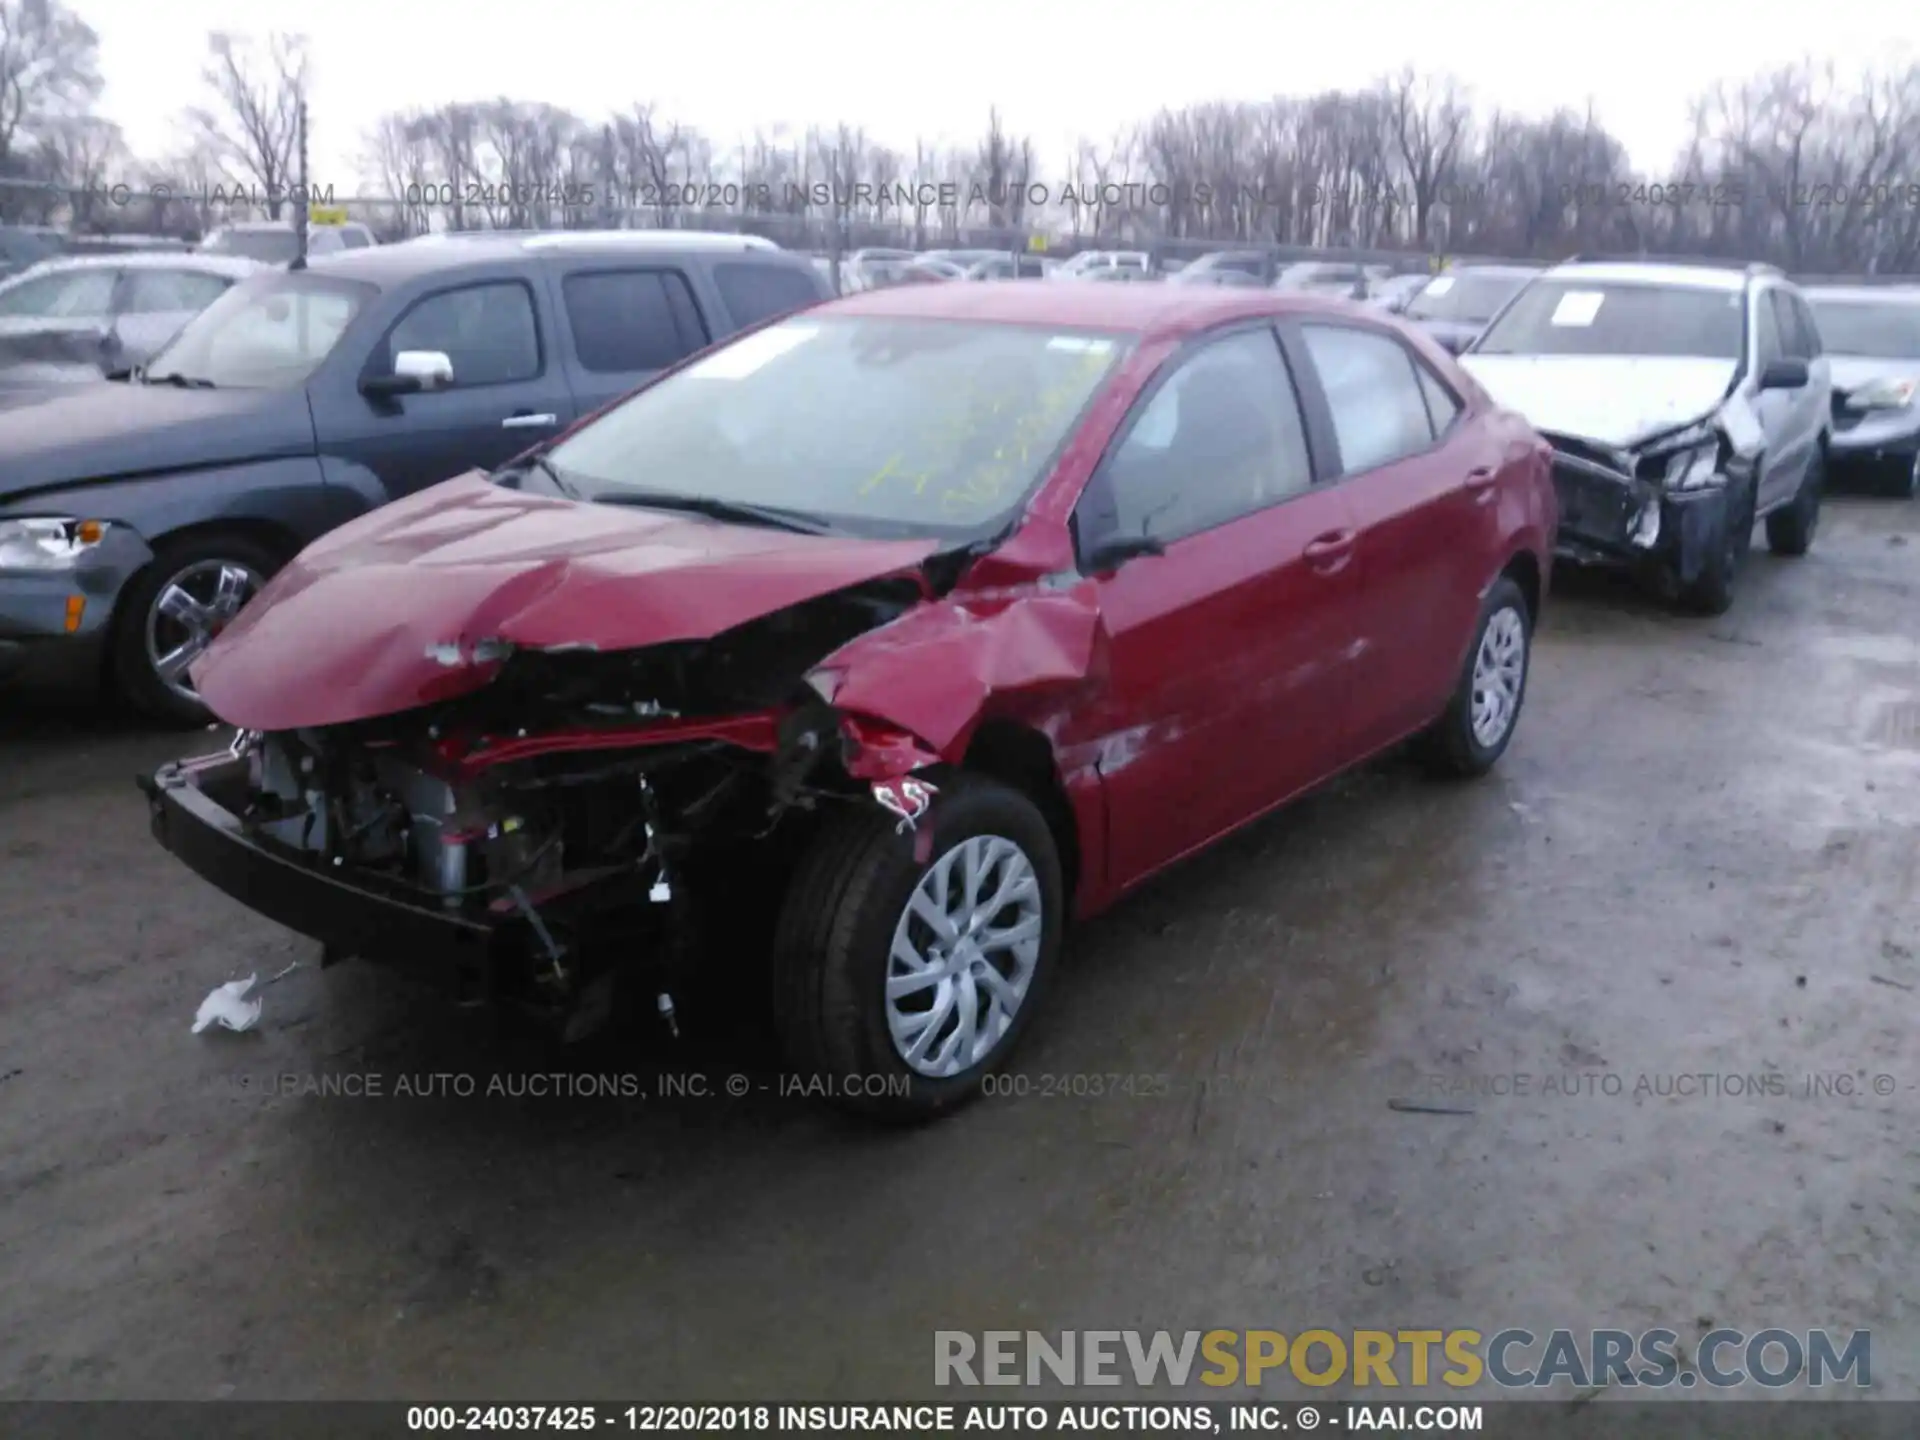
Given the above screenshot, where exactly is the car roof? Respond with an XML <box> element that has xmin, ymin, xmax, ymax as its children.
<box><xmin>1804</xmin><ymin>284</ymin><xmax>1920</xmax><ymax>306</ymax></box>
<box><xmin>818</xmin><ymin>279</ymin><xmax>1377</xmax><ymax>340</ymax></box>
<box><xmin>302</xmin><ymin>229</ymin><xmax>792</xmax><ymax>284</ymax></box>
<box><xmin>1441</xmin><ymin>264</ymin><xmax>1541</xmax><ymax>279</ymax></box>
<box><xmin>10</xmin><ymin>251</ymin><xmax>262</xmax><ymax>278</ymax></box>
<box><xmin>211</xmin><ymin>219</ymin><xmax>371</xmax><ymax>233</ymax></box>
<box><xmin>1539</xmin><ymin>260</ymin><xmax>1751</xmax><ymax>293</ymax></box>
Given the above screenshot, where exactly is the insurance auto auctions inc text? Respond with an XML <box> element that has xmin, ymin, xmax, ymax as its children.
<box><xmin>935</xmin><ymin>1328</ymin><xmax>1870</xmax><ymax>1390</ymax></box>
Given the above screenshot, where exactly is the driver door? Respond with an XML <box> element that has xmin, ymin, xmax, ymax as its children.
<box><xmin>317</xmin><ymin>278</ymin><xmax>576</xmax><ymax>498</ymax></box>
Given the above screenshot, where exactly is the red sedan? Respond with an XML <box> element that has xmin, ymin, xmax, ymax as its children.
<box><xmin>142</xmin><ymin>280</ymin><xmax>1556</xmax><ymax>1122</ymax></box>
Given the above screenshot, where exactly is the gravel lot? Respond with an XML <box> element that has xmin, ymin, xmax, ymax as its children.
<box><xmin>2</xmin><ymin>496</ymin><xmax>1916</xmax><ymax>1401</ymax></box>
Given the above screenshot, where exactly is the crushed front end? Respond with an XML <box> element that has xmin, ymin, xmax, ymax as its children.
<box><xmin>1538</xmin><ymin>417</ymin><xmax>1756</xmax><ymax>589</ymax></box>
<box><xmin>140</xmin><ymin>579</ymin><xmax>929</xmax><ymax>1040</ymax></box>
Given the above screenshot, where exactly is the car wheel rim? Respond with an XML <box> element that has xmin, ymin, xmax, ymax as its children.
<box><xmin>886</xmin><ymin>833</ymin><xmax>1044</xmax><ymax>1079</ymax></box>
<box><xmin>1469</xmin><ymin>605</ymin><xmax>1526</xmax><ymax>749</ymax></box>
<box><xmin>145</xmin><ymin>559</ymin><xmax>262</xmax><ymax>704</ymax></box>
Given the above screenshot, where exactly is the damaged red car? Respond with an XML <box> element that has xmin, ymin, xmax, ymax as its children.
<box><xmin>141</xmin><ymin>281</ymin><xmax>1556</xmax><ymax>1121</ymax></box>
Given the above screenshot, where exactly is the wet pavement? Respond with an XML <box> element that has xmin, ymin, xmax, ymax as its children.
<box><xmin>1</xmin><ymin>497</ymin><xmax>1917</xmax><ymax>1402</ymax></box>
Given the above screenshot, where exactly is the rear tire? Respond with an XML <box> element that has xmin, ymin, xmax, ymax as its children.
<box><xmin>1765</xmin><ymin>447</ymin><xmax>1822</xmax><ymax>556</ymax></box>
<box><xmin>771</xmin><ymin>773</ymin><xmax>1065</xmax><ymax>1123</ymax></box>
<box><xmin>1416</xmin><ymin>576</ymin><xmax>1531</xmax><ymax>780</ymax></box>
<box><xmin>111</xmin><ymin>531</ymin><xmax>278</xmax><ymax>728</ymax></box>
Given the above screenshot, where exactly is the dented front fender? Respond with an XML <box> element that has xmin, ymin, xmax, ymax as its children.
<box><xmin>810</xmin><ymin>579</ymin><xmax>1109</xmax><ymax>765</ymax></box>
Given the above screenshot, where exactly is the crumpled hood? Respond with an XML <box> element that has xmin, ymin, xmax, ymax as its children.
<box><xmin>1460</xmin><ymin>354</ymin><xmax>1736</xmax><ymax>450</ymax></box>
<box><xmin>192</xmin><ymin>471</ymin><xmax>940</xmax><ymax>731</ymax></box>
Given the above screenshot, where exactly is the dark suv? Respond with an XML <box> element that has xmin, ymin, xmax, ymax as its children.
<box><xmin>0</xmin><ymin>230</ymin><xmax>829</xmax><ymax>722</ymax></box>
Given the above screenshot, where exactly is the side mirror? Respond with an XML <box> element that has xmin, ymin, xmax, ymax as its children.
<box><xmin>362</xmin><ymin>348</ymin><xmax>453</xmax><ymax>398</ymax></box>
<box><xmin>1758</xmin><ymin>357</ymin><xmax>1809</xmax><ymax>391</ymax></box>
<box><xmin>1084</xmin><ymin>532</ymin><xmax>1166</xmax><ymax>573</ymax></box>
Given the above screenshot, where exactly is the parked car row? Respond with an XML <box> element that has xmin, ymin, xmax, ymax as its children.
<box><xmin>133</xmin><ymin>275</ymin><xmax>1557</xmax><ymax>1122</ymax></box>
<box><xmin>3</xmin><ymin>225</ymin><xmax>1914</xmax><ymax>1126</ymax></box>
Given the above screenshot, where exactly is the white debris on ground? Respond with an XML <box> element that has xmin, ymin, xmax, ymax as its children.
<box><xmin>189</xmin><ymin>959</ymin><xmax>303</xmax><ymax>1035</ymax></box>
<box><xmin>191</xmin><ymin>976</ymin><xmax>262</xmax><ymax>1034</ymax></box>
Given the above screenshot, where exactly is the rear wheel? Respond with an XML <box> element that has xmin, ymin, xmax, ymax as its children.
<box><xmin>1416</xmin><ymin>576</ymin><xmax>1531</xmax><ymax>779</ymax></box>
<box><xmin>1765</xmin><ymin>447</ymin><xmax>1823</xmax><ymax>555</ymax></box>
<box><xmin>771</xmin><ymin>774</ymin><xmax>1065</xmax><ymax>1122</ymax></box>
<box><xmin>111</xmin><ymin>531</ymin><xmax>277</xmax><ymax>727</ymax></box>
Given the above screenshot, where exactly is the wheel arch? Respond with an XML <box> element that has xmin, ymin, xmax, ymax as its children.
<box><xmin>960</xmin><ymin>718</ymin><xmax>1082</xmax><ymax>910</ymax></box>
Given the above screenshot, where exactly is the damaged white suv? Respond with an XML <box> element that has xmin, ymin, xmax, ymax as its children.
<box><xmin>1461</xmin><ymin>258</ymin><xmax>1830</xmax><ymax>613</ymax></box>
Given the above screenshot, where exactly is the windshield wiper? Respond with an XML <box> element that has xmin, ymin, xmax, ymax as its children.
<box><xmin>145</xmin><ymin>371</ymin><xmax>216</xmax><ymax>389</ymax></box>
<box><xmin>594</xmin><ymin>489</ymin><xmax>831</xmax><ymax>535</ymax></box>
<box><xmin>498</xmin><ymin>453</ymin><xmax>582</xmax><ymax>501</ymax></box>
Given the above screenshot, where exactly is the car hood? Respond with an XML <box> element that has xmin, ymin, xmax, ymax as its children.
<box><xmin>0</xmin><ymin>381</ymin><xmax>316</xmax><ymax>502</ymax></box>
<box><xmin>192</xmin><ymin>471</ymin><xmax>943</xmax><ymax>732</ymax></box>
<box><xmin>1458</xmin><ymin>354</ymin><xmax>1737</xmax><ymax>449</ymax></box>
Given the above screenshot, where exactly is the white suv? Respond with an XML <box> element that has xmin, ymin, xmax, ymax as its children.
<box><xmin>1460</xmin><ymin>258</ymin><xmax>1831</xmax><ymax>614</ymax></box>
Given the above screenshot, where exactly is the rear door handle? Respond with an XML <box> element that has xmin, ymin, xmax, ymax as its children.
<box><xmin>502</xmin><ymin>412</ymin><xmax>557</xmax><ymax>429</ymax></box>
<box><xmin>1303</xmin><ymin>528</ymin><xmax>1356</xmax><ymax>568</ymax></box>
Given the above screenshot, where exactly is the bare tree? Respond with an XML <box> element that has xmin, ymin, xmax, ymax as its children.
<box><xmin>1384</xmin><ymin>69</ymin><xmax>1472</xmax><ymax>248</ymax></box>
<box><xmin>184</xmin><ymin>31</ymin><xmax>308</xmax><ymax>217</ymax></box>
<box><xmin>0</xmin><ymin>0</ymin><xmax>100</xmax><ymax>217</ymax></box>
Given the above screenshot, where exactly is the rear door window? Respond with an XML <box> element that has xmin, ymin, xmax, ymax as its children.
<box><xmin>562</xmin><ymin>269</ymin><xmax>709</xmax><ymax>373</ymax></box>
<box><xmin>1299</xmin><ymin>324</ymin><xmax>1440</xmax><ymax>473</ymax></box>
<box><xmin>712</xmin><ymin>262</ymin><xmax>824</xmax><ymax>328</ymax></box>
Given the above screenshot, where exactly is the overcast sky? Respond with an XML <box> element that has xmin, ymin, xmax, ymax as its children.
<box><xmin>74</xmin><ymin>0</ymin><xmax>1911</xmax><ymax>192</ymax></box>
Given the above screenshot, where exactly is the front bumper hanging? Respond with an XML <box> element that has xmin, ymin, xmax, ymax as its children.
<box><xmin>139</xmin><ymin>754</ymin><xmax>515</xmax><ymax>1003</ymax></box>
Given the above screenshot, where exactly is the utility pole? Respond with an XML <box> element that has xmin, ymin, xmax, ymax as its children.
<box><xmin>291</xmin><ymin>94</ymin><xmax>311</xmax><ymax>269</ymax></box>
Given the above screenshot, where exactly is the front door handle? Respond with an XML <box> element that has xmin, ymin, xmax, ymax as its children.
<box><xmin>502</xmin><ymin>412</ymin><xmax>557</xmax><ymax>429</ymax></box>
<box><xmin>1463</xmin><ymin>466</ymin><xmax>1497</xmax><ymax>488</ymax></box>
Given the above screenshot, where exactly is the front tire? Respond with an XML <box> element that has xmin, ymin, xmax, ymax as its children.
<box><xmin>1416</xmin><ymin>576</ymin><xmax>1532</xmax><ymax>779</ymax></box>
<box><xmin>111</xmin><ymin>531</ymin><xmax>277</xmax><ymax>727</ymax></box>
<box><xmin>1677</xmin><ymin>476</ymin><xmax>1755</xmax><ymax>615</ymax></box>
<box><xmin>771</xmin><ymin>774</ymin><xmax>1065</xmax><ymax>1122</ymax></box>
<box><xmin>1765</xmin><ymin>447</ymin><xmax>1823</xmax><ymax>556</ymax></box>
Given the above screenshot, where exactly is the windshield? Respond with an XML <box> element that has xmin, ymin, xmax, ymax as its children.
<box><xmin>143</xmin><ymin>272</ymin><xmax>376</xmax><ymax>387</ymax></box>
<box><xmin>1406</xmin><ymin>272</ymin><xmax>1530</xmax><ymax>324</ymax></box>
<box><xmin>1806</xmin><ymin>299</ymin><xmax>1920</xmax><ymax>359</ymax></box>
<box><xmin>543</xmin><ymin>316</ymin><xmax>1133</xmax><ymax>540</ymax></box>
<box><xmin>201</xmin><ymin>229</ymin><xmax>300</xmax><ymax>265</ymax></box>
<box><xmin>1474</xmin><ymin>280</ymin><xmax>1744</xmax><ymax>358</ymax></box>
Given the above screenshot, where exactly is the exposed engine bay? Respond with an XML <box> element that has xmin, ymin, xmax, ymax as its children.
<box><xmin>148</xmin><ymin>577</ymin><xmax>936</xmax><ymax>1040</ymax></box>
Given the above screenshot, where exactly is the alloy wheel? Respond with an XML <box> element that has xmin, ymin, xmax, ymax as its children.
<box><xmin>144</xmin><ymin>559</ymin><xmax>262</xmax><ymax>704</ymax></box>
<box><xmin>1469</xmin><ymin>606</ymin><xmax>1527</xmax><ymax>749</ymax></box>
<box><xmin>886</xmin><ymin>834</ymin><xmax>1044</xmax><ymax>1079</ymax></box>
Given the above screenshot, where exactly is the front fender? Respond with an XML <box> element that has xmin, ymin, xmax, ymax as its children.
<box><xmin>809</xmin><ymin>582</ymin><xmax>1110</xmax><ymax>767</ymax></box>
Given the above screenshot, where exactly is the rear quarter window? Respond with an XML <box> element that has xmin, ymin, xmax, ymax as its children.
<box><xmin>713</xmin><ymin>261</ymin><xmax>827</xmax><ymax>328</ymax></box>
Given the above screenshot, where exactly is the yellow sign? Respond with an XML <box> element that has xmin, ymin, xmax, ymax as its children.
<box><xmin>1429</xmin><ymin>253</ymin><xmax>1450</xmax><ymax>273</ymax></box>
<box><xmin>1026</xmin><ymin>234</ymin><xmax>1048</xmax><ymax>253</ymax></box>
<box><xmin>309</xmin><ymin>205</ymin><xmax>348</xmax><ymax>226</ymax></box>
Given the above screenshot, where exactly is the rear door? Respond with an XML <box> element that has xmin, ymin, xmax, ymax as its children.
<box><xmin>1071</xmin><ymin>325</ymin><xmax>1362</xmax><ymax>891</ymax></box>
<box><xmin>1285</xmin><ymin>320</ymin><xmax>1506</xmax><ymax>752</ymax></box>
<box><xmin>318</xmin><ymin>274</ymin><xmax>577</xmax><ymax>497</ymax></box>
<box><xmin>552</xmin><ymin>265</ymin><xmax>711</xmax><ymax>413</ymax></box>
